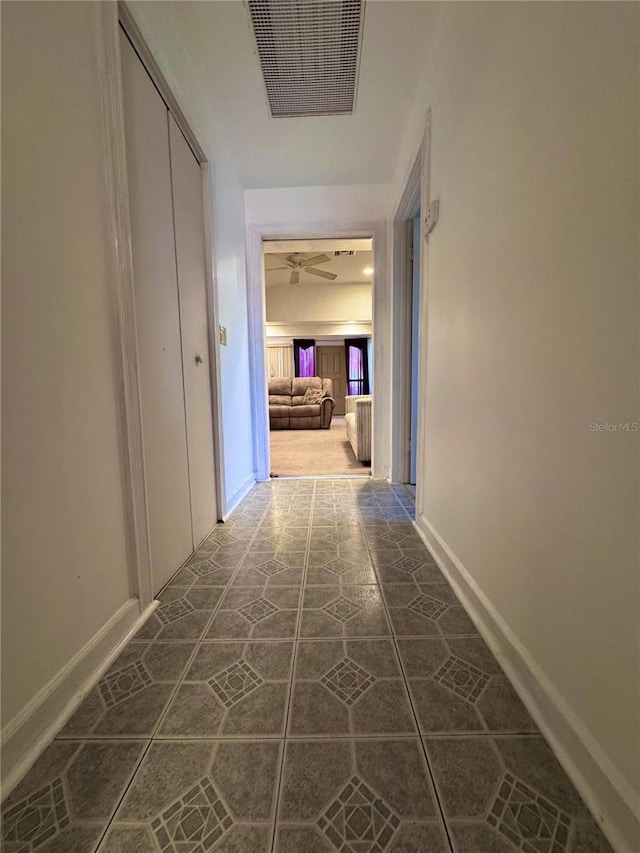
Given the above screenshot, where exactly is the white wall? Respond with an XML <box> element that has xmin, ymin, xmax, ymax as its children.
<box><xmin>266</xmin><ymin>282</ymin><xmax>372</xmax><ymax>324</ymax></box>
<box><xmin>1</xmin><ymin>2</ymin><xmax>132</xmax><ymax>731</ymax></box>
<box><xmin>393</xmin><ymin>2</ymin><xmax>639</xmax><ymax>845</ymax></box>
<box><xmin>245</xmin><ymin>184</ymin><xmax>391</xmax><ymax>225</ymax></box>
<box><xmin>129</xmin><ymin>1</ymin><xmax>255</xmax><ymax>511</ymax></box>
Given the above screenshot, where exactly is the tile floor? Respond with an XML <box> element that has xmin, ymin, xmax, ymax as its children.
<box><xmin>1</xmin><ymin>480</ymin><xmax>613</xmax><ymax>852</ymax></box>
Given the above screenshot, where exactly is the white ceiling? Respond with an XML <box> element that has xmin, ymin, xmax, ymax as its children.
<box><xmin>264</xmin><ymin>249</ymin><xmax>373</xmax><ymax>288</ymax></box>
<box><xmin>128</xmin><ymin>1</ymin><xmax>434</xmax><ymax>188</ymax></box>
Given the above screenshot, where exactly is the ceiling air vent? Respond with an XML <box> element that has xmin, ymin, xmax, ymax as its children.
<box><xmin>247</xmin><ymin>0</ymin><xmax>364</xmax><ymax>118</ymax></box>
<box><xmin>334</xmin><ymin>250</ymin><xmax>356</xmax><ymax>256</ymax></box>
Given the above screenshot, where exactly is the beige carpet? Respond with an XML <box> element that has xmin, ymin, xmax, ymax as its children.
<box><xmin>269</xmin><ymin>416</ymin><xmax>371</xmax><ymax>477</ymax></box>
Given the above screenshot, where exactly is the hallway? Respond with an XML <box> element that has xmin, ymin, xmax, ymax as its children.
<box><xmin>1</xmin><ymin>480</ymin><xmax>611</xmax><ymax>852</ymax></box>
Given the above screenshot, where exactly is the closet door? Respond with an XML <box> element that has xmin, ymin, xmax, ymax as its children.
<box><xmin>168</xmin><ymin>115</ymin><xmax>217</xmax><ymax>544</ymax></box>
<box><xmin>120</xmin><ymin>31</ymin><xmax>193</xmax><ymax>592</ymax></box>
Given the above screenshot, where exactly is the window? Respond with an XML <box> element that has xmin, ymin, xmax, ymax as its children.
<box><xmin>293</xmin><ymin>339</ymin><xmax>316</xmax><ymax>377</ymax></box>
<box><xmin>345</xmin><ymin>338</ymin><xmax>370</xmax><ymax>395</ymax></box>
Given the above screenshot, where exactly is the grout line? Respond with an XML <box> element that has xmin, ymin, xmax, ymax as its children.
<box><xmin>268</xmin><ymin>480</ymin><xmax>317</xmax><ymax>853</ymax></box>
<box><xmin>354</xmin><ymin>484</ymin><xmax>456</xmax><ymax>853</ymax></box>
<box><xmin>92</xmin><ymin>738</ymin><xmax>155</xmax><ymax>853</ymax></box>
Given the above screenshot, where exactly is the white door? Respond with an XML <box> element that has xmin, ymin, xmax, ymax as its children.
<box><xmin>168</xmin><ymin>115</ymin><xmax>217</xmax><ymax>545</ymax></box>
<box><xmin>120</xmin><ymin>31</ymin><xmax>193</xmax><ymax>592</ymax></box>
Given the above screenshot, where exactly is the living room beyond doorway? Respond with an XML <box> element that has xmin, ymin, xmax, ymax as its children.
<box><xmin>263</xmin><ymin>238</ymin><xmax>373</xmax><ymax>478</ymax></box>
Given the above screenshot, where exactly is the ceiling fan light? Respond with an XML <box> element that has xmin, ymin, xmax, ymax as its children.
<box><xmin>363</xmin><ymin>267</ymin><xmax>373</xmax><ymax>275</ymax></box>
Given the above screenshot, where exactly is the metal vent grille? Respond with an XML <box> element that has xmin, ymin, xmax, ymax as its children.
<box><xmin>247</xmin><ymin>0</ymin><xmax>364</xmax><ymax>118</ymax></box>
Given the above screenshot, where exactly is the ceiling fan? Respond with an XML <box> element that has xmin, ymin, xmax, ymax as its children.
<box><xmin>266</xmin><ymin>252</ymin><xmax>338</xmax><ymax>285</ymax></box>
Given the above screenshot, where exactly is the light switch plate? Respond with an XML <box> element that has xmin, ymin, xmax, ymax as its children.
<box><xmin>219</xmin><ymin>325</ymin><xmax>227</xmax><ymax>346</ymax></box>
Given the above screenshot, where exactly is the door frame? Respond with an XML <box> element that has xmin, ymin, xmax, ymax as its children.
<box><xmin>96</xmin><ymin>1</ymin><xmax>224</xmax><ymax>608</ymax></box>
<box><xmin>391</xmin><ymin>112</ymin><xmax>431</xmax><ymax>515</ymax></box>
<box><xmin>246</xmin><ymin>221</ymin><xmax>387</xmax><ymax>481</ymax></box>
<box><xmin>391</xmin><ymin>150</ymin><xmax>422</xmax><ymax>484</ymax></box>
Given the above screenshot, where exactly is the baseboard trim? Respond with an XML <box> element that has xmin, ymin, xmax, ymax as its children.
<box><xmin>414</xmin><ymin>512</ymin><xmax>639</xmax><ymax>853</ymax></box>
<box><xmin>1</xmin><ymin>596</ymin><xmax>158</xmax><ymax>802</ymax></box>
<box><xmin>222</xmin><ymin>473</ymin><xmax>256</xmax><ymax>521</ymax></box>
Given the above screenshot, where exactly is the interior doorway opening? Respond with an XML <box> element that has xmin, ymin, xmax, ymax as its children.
<box><xmin>391</xmin><ymin>141</ymin><xmax>425</xmax><ymax>497</ymax></box>
<box><xmin>262</xmin><ymin>238</ymin><xmax>373</xmax><ymax>478</ymax></box>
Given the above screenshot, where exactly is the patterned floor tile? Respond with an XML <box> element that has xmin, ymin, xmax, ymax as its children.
<box><xmin>305</xmin><ymin>543</ymin><xmax>377</xmax><ymax>585</ymax></box>
<box><xmin>60</xmin><ymin>642</ymin><xmax>195</xmax><ymax>738</ymax></box>
<box><xmin>159</xmin><ymin>640</ymin><xmax>294</xmax><ymax>737</ymax></box>
<box><xmin>382</xmin><ymin>583</ymin><xmax>478</xmax><ymax>637</ymax></box>
<box><xmin>276</xmin><ymin>738</ymin><xmax>448</xmax><ymax>852</ymax></box>
<box><xmin>300</xmin><ymin>585</ymin><xmax>391</xmax><ymax>638</ymax></box>
<box><xmin>397</xmin><ymin>637</ymin><xmax>537</xmax><ymax>734</ymax></box>
<box><xmin>172</xmin><ymin>557</ymin><xmax>237</xmax><ymax>587</ymax></box>
<box><xmin>363</xmin><ymin>521</ymin><xmax>425</xmax><ymax>549</ymax></box>
<box><xmin>262</xmin><ymin>509</ymin><xmax>312</xmax><ymax>527</ymax></box>
<box><xmin>309</xmin><ymin>521</ymin><xmax>365</xmax><ymax>543</ymax></box>
<box><xmin>312</xmin><ymin>507</ymin><xmax>361</xmax><ymax>525</ymax></box>
<box><xmin>190</xmin><ymin>539</ymin><xmax>248</xmax><ymax>565</ymax></box>
<box><xmin>372</xmin><ymin>549</ymin><xmax>446</xmax><ymax>583</ymax></box>
<box><xmin>233</xmin><ymin>549</ymin><xmax>306</xmax><ymax>587</ymax></box>
<box><xmin>206</xmin><ymin>586</ymin><xmax>301</xmax><ymax>640</ymax></box>
<box><xmin>424</xmin><ymin>736</ymin><xmax>613</xmax><ymax>852</ymax></box>
<box><xmin>2</xmin><ymin>739</ymin><xmax>145</xmax><ymax>853</ymax></box>
<box><xmin>288</xmin><ymin>639</ymin><xmax>416</xmax><ymax>736</ymax></box>
<box><xmin>7</xmin><ymin>479</ymin><xmax>613</xmax><ymax>853</ymax></box>
<box><xmin>232</xmin><ymin>564</ymin><xmax>304</xmax><ymax>589</ymax></box>
<box><xmin>202</xmin><ymin>525</ymin><xmax>255</xmax><ymax>548</ymax></box>
<box><xmin>136</xmin><ymin>585</ymin><xmax>223</xmax><ymax>641</ymax></box>
<box><xmin>101</xmin><ymin>740</ymin><xmax>281</xmax><ymax>852</ymax></box>
<box><xmin>251</xmin><ymin>529</ymin><xmax>309</xmax><ymax>550</ymax></box>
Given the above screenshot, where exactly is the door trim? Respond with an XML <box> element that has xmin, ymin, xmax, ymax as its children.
<box><xmin>118</xmin><ymin>1</ymin><xmax>205</xmax><ymax>164</ymax></box>
<box><xmin>390</xmin><ymin>110</ymin><xmax>432</xmax><ymax>509</ymax></box>
<box><xmin>391</xmin><ymin>147</ymin><xmax>422</xmax><ymax>485</ymax></box>
<box><xmin>95</xmin><ymin>2</ymin><xmax>224</xmax><ymax>610</ymax></box>
<box><xmin>247</xmin><ymin>221</ymin><xmax>387</xmax><ymax>481</ymax></box>
<box><xmin>96</xmin><ymin>1</ymin><xmax>153</xmax><ymax>608</ymax></box>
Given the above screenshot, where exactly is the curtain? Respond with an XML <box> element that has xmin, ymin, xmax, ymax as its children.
<box><xmin>293</xmin><ymin>339</ymin><xmax>316</xmax><ymax>378</ymax></box>
<box><xmin>345</xmin><ymin>338</ymin><xmax>370</xmax><ymax>395</ymax></box>
<box><xmin>266</xmin><ymin>345</ymin><xmax>293</xmax><ymax>378</ymax></box>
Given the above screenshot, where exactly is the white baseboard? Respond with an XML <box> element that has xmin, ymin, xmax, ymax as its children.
<box><xmin>1</xmin><ymin>596</ymin><xmax>158</xmax><ymax>802</ymax></box>
<box><xmin>414</xmin><ymin>512</ymin><xmax>639</xmax><ymax>853</ymax></box>
<box><xmin>222</xmin><ymin>472</ymin><xmax>256</xmax><ymax>520</ymax></box>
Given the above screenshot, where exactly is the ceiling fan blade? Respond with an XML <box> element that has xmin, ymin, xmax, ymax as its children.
<box><xmin>290</xmin><ymin>269</ymin><xmax>300</xmax><ymax>285</ymax></box>
<box><xmin>306</xmin><ymin>267</ymin><xmax>337</xmax><ymax>280</ymax></box>
<box><xmin>300</xmin><ymin>253</ymin><xmax>331</xmax><ymax>267</ymax></box>
<box><xmin>265</xmin><ymin>264</ymin><xmax>290</xmax><ymax>271</ymax></box>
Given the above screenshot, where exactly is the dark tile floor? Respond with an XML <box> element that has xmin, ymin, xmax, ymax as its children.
<box><xmin>1</xmin><ymin>480</ymin><xmax>613</xmax><ymax>852</ymax></box>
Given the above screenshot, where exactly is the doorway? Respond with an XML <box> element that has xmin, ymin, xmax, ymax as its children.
<box><xmin>262</xmin><ymin>238</ymin><xmax>373</xmax><ymax>477</ymax></box>
<box><xmin>246</xmin><ymin>223</ymin><xmax>387</xmax><ymax>482</ymax></box>
<box><xmin>391</xmin><ymin>113</ymin><xmax>431</xmax><ymax>507</ymax></box>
